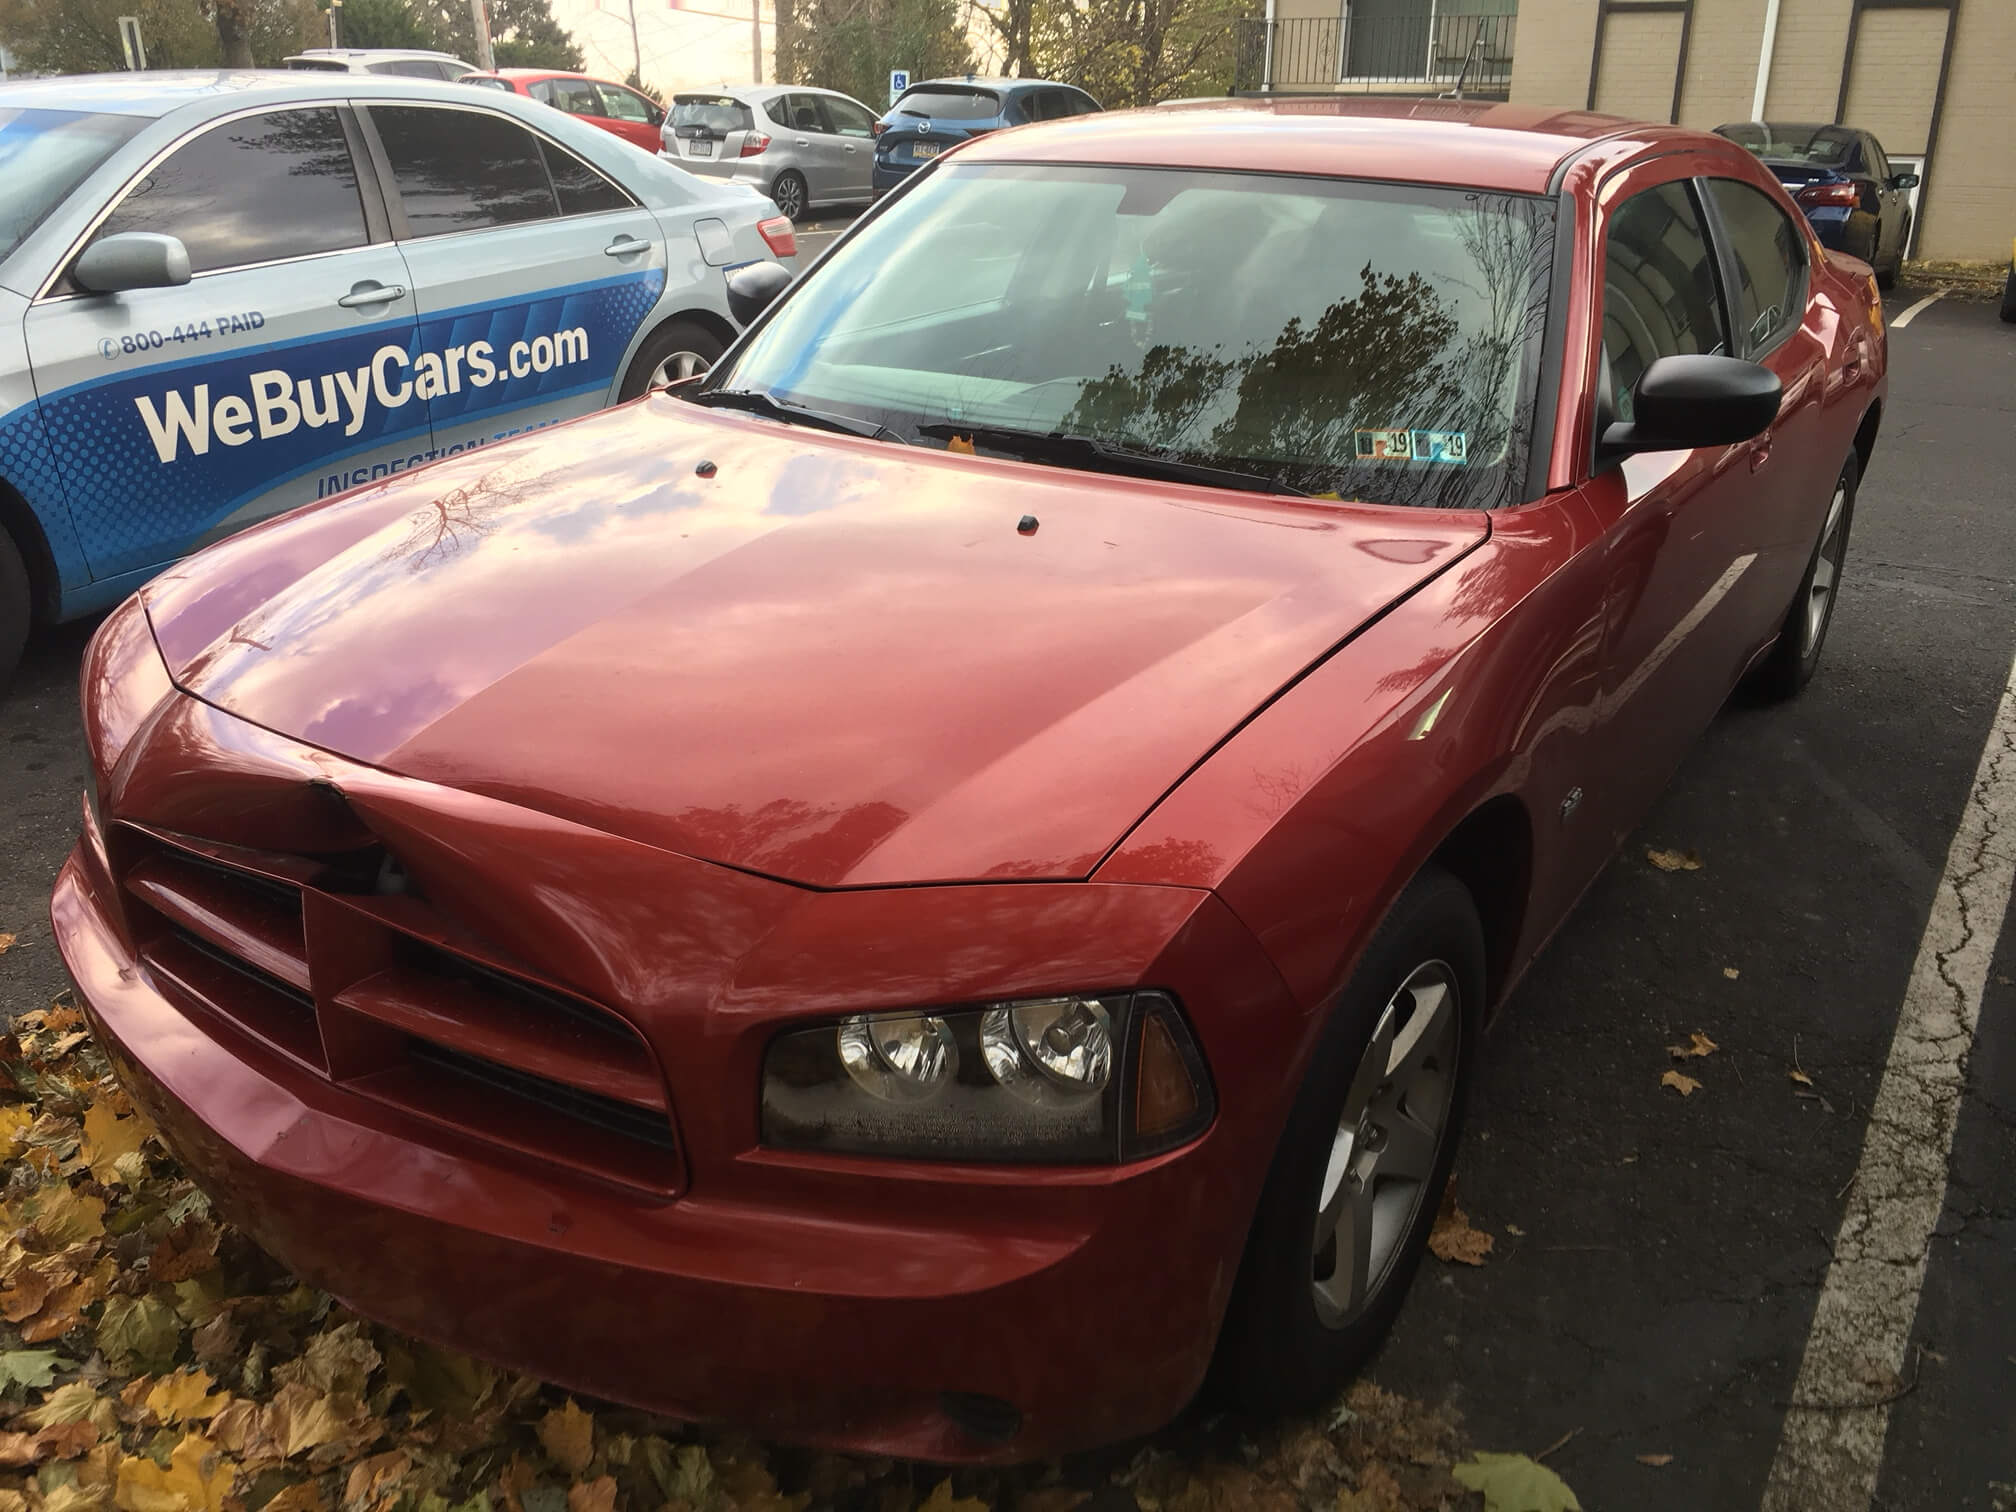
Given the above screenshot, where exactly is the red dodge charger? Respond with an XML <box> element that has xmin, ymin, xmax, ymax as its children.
<box><xmin>55</xmin><ymin>99</ymin><xmax>1885</xmax><ymax>1461</ymax></box>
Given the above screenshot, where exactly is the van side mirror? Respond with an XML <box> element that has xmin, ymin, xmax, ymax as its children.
<box><xmin>73</xmin><ymin>233</ymin><xmax>192</xmax><ymax>294</ymax></box>
<box><xmin>726</xmin><ymin>260</ymin><xmax>792</xmax><ymax>325</ymax></box>
<box><xmin>1599</xmin><ymin>354</ymin><xmax>1780</xmax><ymax>458</ymax></box>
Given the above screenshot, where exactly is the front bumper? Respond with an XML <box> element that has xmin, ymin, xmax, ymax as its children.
<box><xmin>54</xmin><ymin>657</ymin><xmax>1303</xmax><ymax>1460</ymax></box>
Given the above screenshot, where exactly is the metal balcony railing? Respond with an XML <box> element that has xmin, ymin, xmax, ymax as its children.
<box><xmin>1234</xmin><ymin>11</ymin><xmax>1517</xmax><ymax>95</ymax></box>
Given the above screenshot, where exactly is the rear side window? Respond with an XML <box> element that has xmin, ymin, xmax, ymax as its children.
<box><xmin>822</xmin><ymin>97</ymin><xmax>877</xmax><ymax>137</ymax></box>
<box><xmin>1602</xmin><ymin>181</ymin><xmax>1726</xmax><ymax>421</ymax></box>
<box><xmin>778</xmin><ymin>93</ymin><xmax>826</xmax><ymax>132</ymax></box>
<box><xmin>1703</xmin><ymin>177</ymin><xmax>1807</xmax><ymax>354</ymax></box>
<box><xmin>371</xmin><ymin>59</ymin><xmax>446</xmax><ymax>77</ymax></box>
<box><xmin>92</xmin><ymin>107</ymin><xmax>367</xmax><ymax>275</ymax></box>
<box><xmin>893</xmin><ymin>88</ymin><xmax>999</xmax><ymax>121</ymax></box>
<box><xmin>541</xmin><ymin>139</ymin><xmax>632</xmax><ymax>216</ymax></box>
<box><xmin>534</xmin><ymin>78</ymin><xmax>602</xmax><ymax>116</ymax></box>
<box><xmin>463</xmin><ymin>76</ymin><xmax>514</xmax><ymax>91</ymax></box>
<box><xmin>596</xmin><ymin>85</ymin><xmax>656</xmax><ymax>123</ymax></box>
<box><xmin>371</xmin><ymin>105</ymin><xmax>558</xmax><ymax>235</ymax></box>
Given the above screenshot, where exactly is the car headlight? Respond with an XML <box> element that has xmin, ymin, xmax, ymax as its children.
<box><xmin>760</xmin><ymin>990</ymin><xmax>1213</xmax><ymax>1163</ymax></box>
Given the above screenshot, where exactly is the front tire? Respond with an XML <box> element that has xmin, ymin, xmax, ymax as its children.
<box><xmin>617</xmin><ymin>319</ymin><xmax>725</xmax><ymax>402</ymax></box>
<box><xmin>2001</xmin><ymin>265</ymin><xmax>2016</xmax><ymax>324</ymax></box>
<box><xmin>1214</xmin><ymin>866</ymin><xmax>1483</xmax><ymax>1417</ymax></box>
<box><xmin>1753</xmin><ymin>453</ymin><xmax>1857</xmax><ymax>701</ymax></box>
<box><xmin>0</xmin><ymin>528</ymin><xmax>29</xmax><ymax>692</ymax></box>
<box><xmin>770</xmin><ymin>169</ymin><xmax>809</xmax><ymax>222</ymax></box>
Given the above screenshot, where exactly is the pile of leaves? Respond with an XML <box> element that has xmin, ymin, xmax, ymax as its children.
<box><xmin>0</xmin><ymin>994</ymin><xmax>1569</xmax><ymax>1512</ymax></box>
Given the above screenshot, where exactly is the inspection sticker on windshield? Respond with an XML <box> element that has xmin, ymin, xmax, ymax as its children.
<box><xmin>1410</xmin><ymin>429</ymin><xmax>1469</xmax><ymax>465</ymax></box>
<box><xmin>1355</xmin><ymin>428</ymin><xmax>1413</xmax><ymax>460</ymax></box>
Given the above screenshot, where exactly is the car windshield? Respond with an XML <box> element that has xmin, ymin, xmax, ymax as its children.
<box><xmin>672</xmin><ymin>96</ymin><xmax>751</xmax><ymax>133</ymax></box>
<box><xmin>710</xmin><ymin>163</ymin><xmax>1555</xmax><ymax>508</ymax></box>
<box><xmin>0</xmin><ymin>108</ymin><xmax>147</xmax><ymax>266</ymax></box>
<box><xmin>893</xmin><ymin>88</ymin><xmax>1000</xmax><ymax>121</ymax></box>
<box><xmin>1727</xmin><ymin>123</ymin><xmax>1857</xmax><ymax>166</ymax></box>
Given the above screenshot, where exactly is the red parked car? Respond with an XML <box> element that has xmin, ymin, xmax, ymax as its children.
<box><xmin>56</xmin><ymin>99</ymin><xmax>1884</xmax><ymax>1462</ymax></box>
<box><xmin>461</xmin><ymin>68</ymin><xmax>665</xmax><ymax>152</ymax></box>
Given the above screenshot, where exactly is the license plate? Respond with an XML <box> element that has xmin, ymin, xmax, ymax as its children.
<box><xmin>689</xmin><ymin>139</ymin><xmax>714</xmax><ymax>158</ymax></box>
<box><xmin>913</xmin><ymin>142</ymin><xmax>941</xmax><ymax>160</ymax></box>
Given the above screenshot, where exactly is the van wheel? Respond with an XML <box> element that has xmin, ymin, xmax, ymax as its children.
<box><xmin>618</xmin><ymin>320</ymin><xmax>725</xmax><ymax>402</ymax></box>
<box><xmin>0</xmin><ymin>529</ymin><xmax>30</xmax><ymax>691</ymax></box>
<box><xmin>1213</xmin><ymin>866</ymin><xmax>1483</xmax><ymax>1416</ymax></box>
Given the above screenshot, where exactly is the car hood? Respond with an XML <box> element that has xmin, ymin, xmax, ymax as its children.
<box><xmin>143</xmin><ymin>399</ymin><xmax>1485</xmax><ymax>887</ymax></box>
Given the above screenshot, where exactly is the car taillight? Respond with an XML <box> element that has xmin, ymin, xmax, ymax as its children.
<box><xmin>1797</xmin><ymin>181</ymin><xmax>1860</xmax><ymax>209</ymax></box>
<box><xmin>757</xmin><ymin>215</ymin><xmax>797</xmax><ymax>259</ymax></box>
<box><xmin>740</xmin><ymin>132</ymin><xmax>771</xmax><ymax>157</ymax></box>
<box><xmin>872</xmin><ymin>121</ymin><xmax>887</xmax><ymax>135</ymax></box>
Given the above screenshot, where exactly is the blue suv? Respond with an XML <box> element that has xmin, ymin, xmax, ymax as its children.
<box><xmin>872</xmin><ymin>78</ymin><xmax>1100</xmax><ymax>196</ymax></box>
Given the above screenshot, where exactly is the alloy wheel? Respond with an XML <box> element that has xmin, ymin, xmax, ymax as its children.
<box><xmin>1310</xmin><ymin>960</ymin><xmax>1460</xmax><ymax>1327</ymax></box>
<box><xmin>648</xmin><ymin>350</ymin><xmax>711</xmax><ymax>389</ymax></box>
<box><xmin>1803</xmin><ymin>481</ymin><xmax>1849</xmax><ymax>655</ymax></box>
<box><xmin>773</xmin><ymin>174</ymin><xmax>806</xmax><ymax>219</ymax></box>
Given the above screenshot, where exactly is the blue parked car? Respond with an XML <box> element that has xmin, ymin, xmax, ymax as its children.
<box><xmin>1714</xmin><ymin>121</ymin><xmax>1918</xmax><ymax>288</ymax></box>
<box><xmin>872</xmin><ymin>78</ymin><xmax>1100</xmax><ymax>197</ymax></box>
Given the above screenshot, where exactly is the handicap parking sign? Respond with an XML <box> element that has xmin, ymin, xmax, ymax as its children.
<box><xmin>889</xmin><ymin>69</ymin><xmax>909</xmax><ymax>105</ymax></box>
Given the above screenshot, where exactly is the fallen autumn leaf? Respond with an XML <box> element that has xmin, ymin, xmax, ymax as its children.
<box><xmin>1428</xmin><ymin>1197</ymin><xmax>1495</xmax><ymax>1266</ymax></box>
<box><xmin>1667</xmin><ymin>1031</ymin><xmax>1719</xmax><ymax>1060</ymax></box>
<box><xmin>1644</xmin><ymin>847</ymin><xmax>1703</xmax><ymax>872</ymax></box>
<box><xmin>1636</xmin><ymin>1453</ymin><xmax>1674</xmax><ymax>1467</ymax></box>
<box><xmin>1661</xmin><ymin>1070</ymin><xmax>1702</xmax><ymax>1097</ymax></box>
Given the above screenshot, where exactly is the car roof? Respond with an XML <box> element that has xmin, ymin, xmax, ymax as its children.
<box><xmin>958</xmin><ymin>96</ymin><xmax>1700</xmax><ymax>195</ymax></box>
<box><xmin>0</xmin><ymin>69</ymin><xmax>516</xmax><ymax>118</ymax></box>
<box><xmin>907</xmin><ymin>77</ymin><xmax>1058</xmax><ymax>93</ymax></box>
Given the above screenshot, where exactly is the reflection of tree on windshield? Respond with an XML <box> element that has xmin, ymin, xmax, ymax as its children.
<box><xmin>1060</xmin><ymin>202</ymin><xmax>1551</xmax><ymax>509</ymax></box>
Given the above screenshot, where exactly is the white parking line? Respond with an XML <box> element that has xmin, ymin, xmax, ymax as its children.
<box><xmin>1762</xmin><ymin>645</ymin><xmax>2016</xmax><ymax>1511</ymax></box>
<box><xmin>1889</xmin><ymin>290</ymin><xmax>1945</xmax><ymax>328</ymax></box>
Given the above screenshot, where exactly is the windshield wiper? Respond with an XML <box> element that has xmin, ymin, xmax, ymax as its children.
<box><xmin>687</xmin><ymin>388</ymin><xmax>904</xmax><ymax>443</ymax></box>
<box><xmin>915</xmin><ymin>423</ymin><xmax>1304</xmax><ymax>496</ymax></box>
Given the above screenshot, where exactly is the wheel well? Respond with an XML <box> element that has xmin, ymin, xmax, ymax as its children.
<box><xmin>1428</xmin><ymin>795</ymin><xmax>1532</xmax><ymax>1009</ymax></box>
<box><xmin>645</xmin><ymin>307</ymin><xmax>737</xmax><ymax>359</ymax></box>
<box><xmin>0</xmin><ymin>477</ymin><xmax>59</xmax><ymax>624</ymax></box>
<box><xmin>1853</xmin><ymin>400</ymin><xmax>1881</xmax><ymax>477</ymax></box>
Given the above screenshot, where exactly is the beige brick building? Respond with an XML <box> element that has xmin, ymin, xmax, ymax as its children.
<box><xmin>1245</xmin><ymin>0</ymin><xmax>2013</xmax><ymax>259</ymax></box>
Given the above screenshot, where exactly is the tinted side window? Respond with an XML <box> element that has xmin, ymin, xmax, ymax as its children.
<box><xmin>93</xmin><ymin>107</ymin><xmax>367</xmax><ymax>275</ymax></box>
<box><xmin>1866</xmin><ymin>137</ymin><xmax>1890</xmax><ymax>181</ymax></box>
<box><xmin>1602</xmin><ymin>181</ymin><xmax>1726</xmax><ymax>421</ymax></box>
<box><xmin>372</xmin><ymin>105</ymin><xmax>558</xmax><ymax>235</ymax></box>
<box><xmin>781</xmin><ymin>93</ymin><xmax>826</xmax><ymax>132</ymax></box>
<box><xmin>372</xmin><ymin>59</ymin><xmax>444</xmax><ymax>77</ymax></box>
<box><xmin>1703</xmin><ymin>177</ymin><xmax>1806</xmax><ymax>354</ymax></box>
<box><xmin>540</xmin><ymin>139</ymin><xmax>632</xmax><ymax>216</ymax></box>
<box><xmin>1062</xmin><ymin>90</ymin><xmax>1100</xmax><ymax>116</ymax></box>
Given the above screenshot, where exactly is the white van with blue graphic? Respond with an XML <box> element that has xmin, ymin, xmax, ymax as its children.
<box><xmin>0</xmin><ymin>73</ymin><xmax>794</xmax><ymax>681</ymax></box>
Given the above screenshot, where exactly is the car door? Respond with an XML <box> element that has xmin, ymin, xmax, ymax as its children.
<box><xmin>359</xmin><ymin>101</ymin><xmax>669</xmax><ymax>459</ymax></box>
<box><xmin>1863</xmin><ymin>134</ymin><xmax>1903</xmax><ymax>265</ymax></box>
<box><xmin>777</xmin><ymin>93</ymin><xmax>844</xmax><ymax>204</ymax></box>
<box><xmin>816</xmin><ymin>95</ymin><xmax>877</xmax><ymax>200</ymax></box>
<box><xmin>1574</xmin><ymin>172</ymin><xmax>1790</xmax><ymax>850</ymax></box>
<box><xmin>592</xmin><ymin>82</ymin><xmax>665</xmax><ymax>153</ymax></box>
<box><xmin>1698</xmin><ymin>173</ymin><xmax>1836</xmax><ymax>610</ymax></box>
<box><xmin>22</xmin><ymin>104</ymin><xmax>427</xmax><ymax>581</ymax></box>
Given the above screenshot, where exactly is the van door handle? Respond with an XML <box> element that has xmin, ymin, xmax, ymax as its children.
<box><xmin>604</xmin><ymin>235</ymin><xmax>651</xmax><ymax>257</ymax></box>
<box><xmin>337</xmin><ymin>283</ymin><xmax>406</xmax><ymax>309</ymax></box>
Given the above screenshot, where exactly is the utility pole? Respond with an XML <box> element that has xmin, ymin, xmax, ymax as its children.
<box><xmin>750</xmin><ymin>0</ymin><xmax>762</xmax><ymax>83</ymax></box>
<box><xmin>627</xmin><ymin>0</ymin><xmax>641</xmax><ymax>82</ymax></box>
<box><xmin>468</xmin><ymin>0</ymin><xmax>494</xmax><ymax>69</ymax></box>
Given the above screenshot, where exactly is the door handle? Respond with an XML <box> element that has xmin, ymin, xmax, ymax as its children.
<box><xmin>337</xmin><ymin>283</ymin><xmax>406</xmax><ymax>309</ymax></box>
<box><xmin>843</xmin><ymin>144</ymin><xmax>857</xmax><ymax>153</ymax></box>
<box><xmin>794</xmin><ymin>137</ymin><xmax>810</xmax><ymax>146</ymax></box>
<box><xmin>1750</xmin><ymin>434</ymin><xmax>1773</xmax><ymax>472</ymax></box>
<box><xmin>603</xmin><ymin>235</ymin><xmax>652</xmax><ymax>257</ymax></box>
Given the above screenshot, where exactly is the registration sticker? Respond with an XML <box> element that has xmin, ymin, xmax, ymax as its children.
<box><xmin>1355</xmin><ymin>428</ymin><xmax>1413</xmax><ymax>461</ymax></box>
<box><xmin>1411</xmin><ymin>429</ymin><xmax>1469</xmax><ymax>465</ymax></box>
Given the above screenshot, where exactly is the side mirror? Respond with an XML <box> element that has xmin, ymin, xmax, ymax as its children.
<box><xmin>726</xmin><ymin>260</ymin><xmax>792</xmax><ymax>325</ymax></box>
<box><xmin>1889</xmin><ymin>171</ymin><xmax>1919</xmax><ymax>190</ymax></box>
<box><xmin>1600</xmin><ymin>354</ymin><xmax>1780</xmax><ymax>458</ymax></box>
<box><xmin>73</xmin><ymin>232</ymin><xmax>191</xmax><ymax>294</ymax></box>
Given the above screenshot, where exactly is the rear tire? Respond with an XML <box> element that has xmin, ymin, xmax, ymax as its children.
<box><xmin>770</xmin><ymin>169</ymin><xmax>808</xmax><ymax>222</ymax></box>
<box><xmin>1213</xmin><ymin>866</ymin><xmax>1483</xmax><ymax>1417</ymax></box>
<box><xmin>0</xmin><ymin>528</ymin><xmax>30</xmax><ymax>693</ymax></box>
<box><xmin>1753</xmin><ymin>453</ymin><xmax>1857</xmax><ymax>702</ymax></box>
<box><xmin>2001</xmin><ymin>265</ymin><xmax>2016</xmax><ymax>324</ymax></box>
<box><xmin>617</xmin><ymin>320</ymin><xmax>725</xmax><ymax>402</ymax></box>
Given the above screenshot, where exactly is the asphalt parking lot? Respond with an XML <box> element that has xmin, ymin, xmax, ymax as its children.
<box><xmin>0</xmin><ymin>282</ymin><xmax>2009</xmax><ymax>1510</ymax></box>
